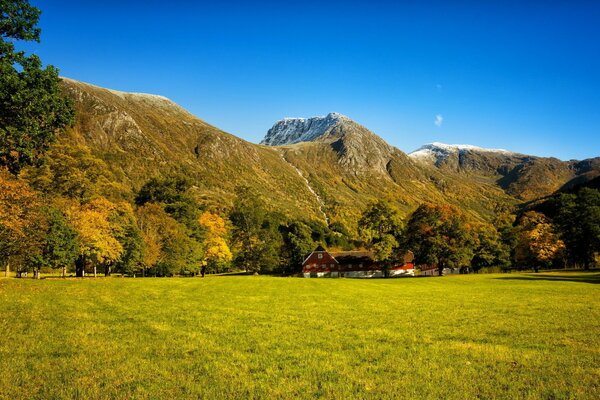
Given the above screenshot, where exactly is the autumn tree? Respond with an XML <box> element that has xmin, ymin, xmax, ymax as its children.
<box><xmin>0</xmin><ymin>171</ymin><xmax>45</xmax><ymax>276</ymax></box>
<box><xmin>0</xmin><ymin>0</ymin><xmax>74</xmax><ymax>175</ymax></box>
<box><xmin>198</xmin><ymin>211</ymin><xmax>232</xmax><ymax>273</ymax></box>
<box><xmin>403</xmin><ymin>203</ymin><xmax>474</xmax><ymax>276</ymax></box>
<box><xmin>67</xmin><ymin>197</ymin><xmax>124</xmax><ymax>277</ymax></box>
<box><xmin>358</xmin><ymin>200</ymin><xmax>403</xmax><ymax>277</ymax></box>
<box><xmin>513</xmin><ymin>211</ymin><xmax>565</xmax><ymax>272</ymax></box>
<box><xmin>135</xmin><ymin>203</ymin><xmax>200</xmax><ymax>276</ymax></box>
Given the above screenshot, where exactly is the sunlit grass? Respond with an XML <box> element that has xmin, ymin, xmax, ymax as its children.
<box><xmin>0</xmin><ymin>272</ymin><xmax>598</xmax><ymax>399</ymax></box>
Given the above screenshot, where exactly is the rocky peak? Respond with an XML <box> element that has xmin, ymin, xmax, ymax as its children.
<box><xmin>260</xmin><ymin>112</ymin><xmax>351</xmax><ymax>146</ymax></box>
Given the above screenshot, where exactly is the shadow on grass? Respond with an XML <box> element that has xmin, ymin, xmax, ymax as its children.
<box><xmin>494</xmin><ymin>273</ymin><xmax>600</xmax><ymax>285</ymax></box>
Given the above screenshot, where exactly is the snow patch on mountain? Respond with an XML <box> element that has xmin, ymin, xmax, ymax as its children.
<box><xmin>409</xmin><ymin>142</ymin><xmax>515</xmax><ymax>163</ymax></box>
<box><xmin>261</xmin><ymin>112</ymin><xmax>350</xmax><ymax>146</ymax></box>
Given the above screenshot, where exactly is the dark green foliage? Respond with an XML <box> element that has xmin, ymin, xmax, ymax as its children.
<box><xmin>280</xmin><ymin>221</ymin><xmax>315</xmax><ymax>274</ymax></box>
<box><xmin>114</xmin><ymin>223</ymin><xmax>145</xmax><ymax>276</ymax></box>
<box><xmin>0</xmin><ymin>0</ymin><xmax>74</xmax><ymax>175</ymax></box>
<box><xmin>29</xmin><ymin>207</ymin><xmax>78</xmax><ymax>273</ymax></box>
<box><xmin>470</xmin><ymin>223</ymin><xmax>511</xmax><ymax>272</ymax></box>
<box><xmin>136</xmin><ymin>175</ymin><xmax>202</xmax><ymax>234</ymax></box>
<box><xmin>547</xmin><ymin>188</ymin><xmax>600</xmax><ymax>269</ymax></box>
<box><xmin>230</xmin><ymin>186</ymin><xmax>284</xmax><ymax>273</ymax></box>
<box><xmin>135</xmin><ymin>175</ymin><xmax>192</xmax><ymax>206</ymax></box>
<box><xmin>359</xmin><ymin>200</ymin><xmax>403</xmax><ymax>274</ymax></box>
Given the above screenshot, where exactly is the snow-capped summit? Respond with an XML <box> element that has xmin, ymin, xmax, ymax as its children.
<box><xmin>261</xmin><ymin>112</ymin><xmax>351</xmax><ymax>146</ymax></box>
<box><xmin>409</xmin><ymin>142</ymin><xmax>515</xmax><ymax>164</ymax></box>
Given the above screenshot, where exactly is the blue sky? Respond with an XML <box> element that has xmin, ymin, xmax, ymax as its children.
<box><xmin>23</xmin><ymin>1</ymin><xmax>600</xmax><ymax>160</ymax></box>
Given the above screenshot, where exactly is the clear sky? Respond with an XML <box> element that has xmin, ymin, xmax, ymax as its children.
<box><xmin>23</xmin><ymin>0</ymin><xmax>600</xmax><ymax>160</ymax></box>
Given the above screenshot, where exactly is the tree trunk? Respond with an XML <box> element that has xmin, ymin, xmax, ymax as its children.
<box><xmin>75</xmin><ymin>256</ymin><xmax>85</xmax><ymax>277</ymax></box>
<box><xmin>93</xmin><ymin>265</ymin><xmax>97</xmax><ymax>278</ymax></box>
<box><xmin>4</xmin><ymin>260</ymin><xmax>9</xmax><ymax>277</ymax></box>
<box><xmin>62</xmin><ymin>266</ymin><xmax>66</xmax><ymax>278</ymax></box>
<box><xmin>104</xmin><ymin>264</ymin><xmax>111</xmax><ymax>277</ymax></box>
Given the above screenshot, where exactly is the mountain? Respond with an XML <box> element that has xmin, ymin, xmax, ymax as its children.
<box><xmin>50</xmin><ymin>78</ymin><xmax>329</xmax><ymax>222</ymax></box>
<box><xmin>260</xmin><ymin>113</ymin><xmax>517</xmax><ymax>229</ymax></box>
<box><xmin>261</xmin><ymin>112</ymin><xmax>350</xmax><ymax>146</ymax></box>
<box><xmin>33</xmin><ymin>78</ymin><xmax>598</xmax><ymax>235</ymax></box>
<box><xmin>408</xmin><ymin>142</ymin><xmax>600</xmax><ymax>201</ymax></box>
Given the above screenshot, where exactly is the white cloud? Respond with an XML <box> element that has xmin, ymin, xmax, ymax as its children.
<box><xmin>435</xmin><ymin>114</ymin><xmax>443</xmax><ymax>127</ymax></box>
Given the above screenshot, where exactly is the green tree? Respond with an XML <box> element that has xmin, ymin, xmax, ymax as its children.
<box><xmin>358</xmin><ymin>200</ymin><xmax>402</xmax><ymax>277</ymax></box>
<box><xmin>280</xmin><ymin>221</ymin><xmax>315</xmax><ymax>274</ymax></box>
<box><xmin>30</xmin><ymin>207</ymin><xmax>79</xmax><ymax>277</ymax></box>
<box><xmin>0</xmin><ymin>0</ymin><xmax>74</xmax><ymax>175</ymax></box>
<box><xmin>230</xmin><ymin>186</ymin><xmax>283</xmax><ymax>273</ymax></box>
<box><xmin>404</xmin><ymin>203</ymin><xmax>474</xmax><ymax>276</ymax></box>
<box><xmin>551</xmin><ymin>188</ymin><xmax>600</xmax><ymax>269</ymax></box>
<box><xmin>470</xmin><ymin>223</ymin><xmax>510</xmax><ymax>273</ymax></box>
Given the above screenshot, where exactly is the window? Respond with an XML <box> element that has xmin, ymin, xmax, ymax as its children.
<box><xmin>318</xmin><ymin>253</ymin><xmax>323</xmax><ymax>259</ymax></box>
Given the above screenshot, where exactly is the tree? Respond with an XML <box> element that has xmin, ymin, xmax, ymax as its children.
<box><xmin>403</xmin><ymin>203</ymin><xmax>474</xmax><ymax>276</ymax></box>
<box><xmin>0</xmin><ymin>0</ymin><xmax>74</xmax><ymax>175</ymax></box>
<box><xmin>358</xmin><ymin>200</ymin><xmax>402</xmax><ymax>277</ymax></box>
<box><xmin>67</xmin><ymin>197</ymin><xmax>124</xmax><ymax>277</ymax></box>
<box><xmin>280</xmin><ymin>221</ymin><xmax>315</xmax><ymax>275</ymax></box>
<box><xmin>470</xmin><ymin>223</ymin><xmax>510</xmax><ymax>273</ymax></box>
<box><xmin>198</xmin><ymin>211</ymin><xmax>232</xmax><ymax>273</ymax></box>
<box><xmin>550</xmin><ymin>189</ymin><xmax>600</xmax><ymax>269</ymax></box>
<box><xmin>30</xmin><ymin>207</ymin><xmax>79</xmax><ymax>277</ymax></box>
<box><xmin>135</xmin><ymin>203</ymin><xmax>200</xmax><ymax>276</ymax></box>
<box><xmin>111</xmin><ymin>203</ymin><xmax>145</xmax><ymax>276</ymax></box>
<box><xmin>0</xmin><ymin>171</ymin><xmax>45</xmax><ymax>276</ymax></box>
<box><xmin>230</xmin><ymin>186</ymin><xmax>283</xmax><ymax>273</ymax></box>
<box><xmin>513</xmin><ymin>211</ymin><xmax>565</xmax><ymax>272</ymax></box>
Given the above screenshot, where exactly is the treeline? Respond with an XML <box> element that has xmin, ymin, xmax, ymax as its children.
<box><xmin>0</xmin><ymin>168</ymin><xmax>355</xmax><ymax>277</ymax></box>
<box><xmin>2</xmin><ymin>162</ymin><xmax>599</xmax><ymax>278</ymax></box>
<box><xmin>359</xmin><ymin>188</ymin><xmax>600</xmax><ymax>275</ymax></box>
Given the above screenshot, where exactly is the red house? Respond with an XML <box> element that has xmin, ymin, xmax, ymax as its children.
<box><xmin>302</xmin><ymin>246</ymin><xmax>415</xmax><ymax>278</ymax></box>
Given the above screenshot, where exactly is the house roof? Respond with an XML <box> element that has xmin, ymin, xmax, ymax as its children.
<box><xmin>330</xmin><ymin>251</ymin><xmax>374</xmax><ymax>264</ymax></box>
<box><xmin>314</xmin><ymin>245</ymin><xmax>326</xmax><ymax>252</ymax></box>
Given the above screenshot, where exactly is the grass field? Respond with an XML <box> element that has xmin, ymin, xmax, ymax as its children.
<box><xmin>0</xmin><ymin>273</ymin><xmax>599</xmax><ymax>399</ymax></box>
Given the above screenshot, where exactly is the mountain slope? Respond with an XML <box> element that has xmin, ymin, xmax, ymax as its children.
<box><xmin>409</xmin><ymin>142</ymin><xmax>600</xmax><ymax>200</ymax></box>
<box><xmin>262</xmin><ymin>114</ymin><xmax>518</xmax><ymax>230</ymax></box>
<box><xmin>54</xmin><ymin>78</ymin><xmax>329</xmax><ymax>222</ymax></box>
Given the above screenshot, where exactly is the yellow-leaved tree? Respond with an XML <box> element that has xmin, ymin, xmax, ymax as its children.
<box><xmin>514</xmin><ymin>211</ymin><xmax>565</xmax><ymax>272</ymax></box>
<box><xmin>0</xmin><ymin>171</ymin><xmax>45</xmax><ymax>277</ymax></box>
<box><xmin>67</xmin><ymin>197</ymin><xmax>124</xmax><ymax>277</ymax></box>
<box><xmin>198</xmin><ymin>211</ymin><xmax>232</xmax><ymax>273</ymax></box>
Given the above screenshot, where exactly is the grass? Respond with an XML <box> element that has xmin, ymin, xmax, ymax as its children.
<box><xmin>0</xmin><ymin>272</ymin><xmax>599</xmax><ymax>399</ymax></box>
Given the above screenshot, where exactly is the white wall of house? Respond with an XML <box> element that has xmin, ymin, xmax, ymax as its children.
<box><xmin>389</xmin><ymin>269</ymin><xmax>415</xmax><ymax>277</ymax></box>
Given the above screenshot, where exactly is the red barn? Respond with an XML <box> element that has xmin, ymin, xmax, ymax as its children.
<box><xmin>302</xmin><ymin>246</ymin><xmax>415</xmax><ymax>278</ymax></box>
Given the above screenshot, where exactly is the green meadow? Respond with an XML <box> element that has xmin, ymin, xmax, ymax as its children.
<box><xmin>0</xmin><ymin>273</ymin><xmax>598</xmax><ymax>399</ymax></box>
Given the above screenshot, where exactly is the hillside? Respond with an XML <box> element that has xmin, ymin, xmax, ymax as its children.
<box><xmin>261</xmin><ymin>114</ymin><xmax>517</xmax><ymax>228</ymax></box>
<box><xmin>46</xmin><ymin>79</ymin><xmax>328</xmax><ymax>221</ymax></box>
<box><xmin>409</xmin><ymin>143</ymin><xmax>600</xmax><ymax>200</ymax></box>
